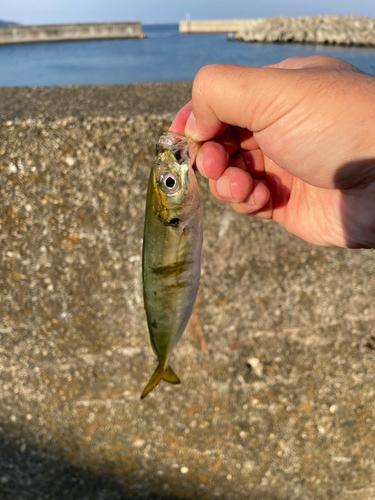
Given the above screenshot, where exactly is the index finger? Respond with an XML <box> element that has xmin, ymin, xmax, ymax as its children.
<box><xmin>169</xmin><ymin>101</ymin><xmax>193</xmax><ymax>135</ymax></box>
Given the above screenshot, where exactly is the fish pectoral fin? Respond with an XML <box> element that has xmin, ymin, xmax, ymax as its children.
<box><xmin>141</xmin><ymin>364</ymin><xmax>181</xmax><ymax>399</ymax></box>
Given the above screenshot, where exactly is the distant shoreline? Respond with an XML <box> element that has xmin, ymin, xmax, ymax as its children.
<box><xmin>180</xmin><ymin>15</ymin><xmax>375</xmax><ymax>47</ymax></box>
<box><xmin>0</xmin><ymin>20</ymin><xmax>19</xmax><ymax>27</ymax></box>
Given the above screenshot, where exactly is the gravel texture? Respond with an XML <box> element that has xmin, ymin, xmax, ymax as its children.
<box><xmin>0</xmin><ymin>83</ymin><xmax>374</xmax><ymax>500</ymax></box>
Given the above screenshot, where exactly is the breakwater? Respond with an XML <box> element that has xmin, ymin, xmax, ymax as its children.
<box><xmin>180</xmin><ymin>19</ymin><xmax>248</xmax><ymax>33</ymax></box>
<box><xmin>0</xmin><ymin>21</ymin><xmax>144</xmax><ymax>45</ymax></box>
<box><xmin>180</xmin><ymin>15</ymin><xmax>375</xmax><ymax>46</ymax></box>
<box><xmin>0</xmin><ymin>83</ymin><xmax>374</xmax><ymax>499</ymax></box>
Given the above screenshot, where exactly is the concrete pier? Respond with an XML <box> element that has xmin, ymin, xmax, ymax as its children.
<box><xmin>0</xmin><ymin>21</ymin><xmax>145</xmax><ymax>45</ymax></box>
<box><xmin>180</xmin><ymin>19</ymin><xmax>249</xmax><ymax>33</ymax></box>
<box><xmin>0</xmin><ymin>83</ymin><xmax>374</xmax><ymax>499</ymax></box>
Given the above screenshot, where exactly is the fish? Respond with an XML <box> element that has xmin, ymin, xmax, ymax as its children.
<box><xmin>141</xmin><ymin>131</ymin><xmax>202</xmax><ymax>399</ymax></box>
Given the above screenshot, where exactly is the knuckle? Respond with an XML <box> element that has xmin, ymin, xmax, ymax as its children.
<box><xmin>193</xmin><ymin>64</ymin><xmax>222</xmax><ymax>97</ymax></box>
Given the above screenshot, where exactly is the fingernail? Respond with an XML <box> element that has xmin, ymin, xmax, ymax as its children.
<box><xmin>216</xmin><ymin>176</ymin><xmax>230</xmax><ymax>198</ymax></box>
<box><xmin>169</xmin><ymin>116</ymin><xmax>178</xmax><ymax>131</ymax></box>
<box><xmin>185</xmin><ymin>111</ymin><xmax>197</xmax><ymax>137</ymax></box>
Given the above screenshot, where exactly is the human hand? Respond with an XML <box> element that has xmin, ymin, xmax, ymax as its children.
<box><xmin>170</xmin><ymin>56</ymin><xmax>375</xmax><ymax>248</ymax></box>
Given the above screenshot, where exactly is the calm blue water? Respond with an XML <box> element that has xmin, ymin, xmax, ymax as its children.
<box><xmin>0</xmin><ymin>23</ymin><xmax>374</xmax><ymax>87</ymax></box>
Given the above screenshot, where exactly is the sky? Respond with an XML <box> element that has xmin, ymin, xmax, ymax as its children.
<box><xmin>1</xmin><ymin>0</ymin><xmax>375</xmax><ymax>25</ymax></box>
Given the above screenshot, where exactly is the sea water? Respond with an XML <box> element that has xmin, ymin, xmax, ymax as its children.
<box><xmin>0</xmin><ymin>23</ymin><xmax>374</xmax><ymax>87</ymax></box>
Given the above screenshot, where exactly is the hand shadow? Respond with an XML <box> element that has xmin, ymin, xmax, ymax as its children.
<box><xmin>254</xmin><ymin>158</ymin><xmax>375</xmax><ymax>249</ymax></box>
<box><xmin>334</xmin><ymin>158</ymin><xmax>375</xmax><ymax>248</ymax></box>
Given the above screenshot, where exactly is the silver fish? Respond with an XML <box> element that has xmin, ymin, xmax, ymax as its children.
<box><xmin>141</xmin><ymin>131</ymin><xmax>202</xmax><ymax>399</ymax></box>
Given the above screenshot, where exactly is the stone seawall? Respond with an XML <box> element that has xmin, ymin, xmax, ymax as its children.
<box><xmin>0</xmin><ymin>84</ymin><xmax>374</xmax><ymax>499</ymax></box>
<box><xmin>236</xmin><ymin>15</ymin><xmax>375</xmax><ymax>46</ymax></box>
<box><xmin>181</xmin><ymin>15</ymin><xmax>375</xmax><ymax>46</ymax></box>
<box><xmin>0</xmin><ymin>21</ymin><xmax>144</xmax><ymax>45</ymax></box>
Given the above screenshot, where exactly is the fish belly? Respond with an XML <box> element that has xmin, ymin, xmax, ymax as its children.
<box><xmin>143</xmin><ymin>208</ymin><xmax>202</xmax><ymax>368</ymax></box>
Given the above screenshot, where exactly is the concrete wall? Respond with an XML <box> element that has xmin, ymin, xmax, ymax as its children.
<box><xmin>0</xmin><ymin>22</ymin><xmax>144</xmax><ymax>45</ymax></box>
<box><xmin>0</xmin><ymin>83</ymin><xmax>374</xmax><ymax>500</ymax></box>
<box><xmin>180</xmin><ymin>19</ymin><xmax>250</xmax><ymax>33</ymax></box>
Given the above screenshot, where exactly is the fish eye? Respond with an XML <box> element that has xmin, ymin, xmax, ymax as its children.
<box><xmin>161</xmin><ymin>174</ymin><xmax>179</xmax><ymax>194</ymax></box>
<box><xmin>165</xmin><ymin>176</ymin><xmax>176</xmax><ymax>188</ymax></box>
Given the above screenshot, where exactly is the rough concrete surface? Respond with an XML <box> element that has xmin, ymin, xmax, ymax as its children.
<box><xmin>0</xmin><ymin>83</ymin><xmax>374</xmax><ymax>500</ymax></box>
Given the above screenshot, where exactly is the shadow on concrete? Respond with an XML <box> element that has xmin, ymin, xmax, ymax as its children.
<box><xmin>0</xmin><ymin>433</ymin><xmax>131</xmax><ymax>500</ymax></box>
<box><xmin>0</xmin><ymin>433</ymin><xmax>281</xmax><ymax>500</ymax></box>
<box><xmin>334</xmin><ymin>158</ymin><xmax>375</xmax><ymax>248</ymax></box>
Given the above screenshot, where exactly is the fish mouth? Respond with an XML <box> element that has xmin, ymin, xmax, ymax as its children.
<box><xmin>160</xmin><ymin>130</ymin><xmax>201</xmax><ymax>167</ymax></box>
<box><xmin>166</xmin><ymin>218</ymin><xmax>180</xmax><ymax>226</ymax></box>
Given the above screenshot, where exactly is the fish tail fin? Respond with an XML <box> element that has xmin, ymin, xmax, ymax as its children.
<box><xmin>141</xmin><ymin>364</ymin><xmax>181</xmax><ymax>399</ymax></box>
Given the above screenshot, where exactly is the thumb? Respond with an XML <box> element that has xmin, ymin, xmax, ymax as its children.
<box><xmin>185</xmin><ymin>64</ymin><xmax>303</xmax><ymax>142</ymax></box>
